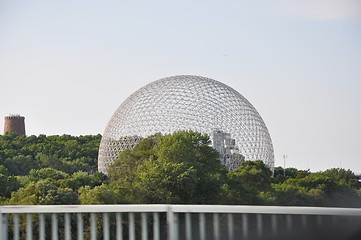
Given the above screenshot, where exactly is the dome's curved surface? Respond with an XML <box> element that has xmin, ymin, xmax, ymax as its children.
<box><xmin>98</xmin><ymin>75</ymin><xmax>274</xmax><ymax>173</ymax></box>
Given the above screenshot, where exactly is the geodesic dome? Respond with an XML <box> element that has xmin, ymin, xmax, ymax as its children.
<box><xmin>98</xmin><ymin>75</ymin><xmax>274</xmax><ymax>173</ymax></box>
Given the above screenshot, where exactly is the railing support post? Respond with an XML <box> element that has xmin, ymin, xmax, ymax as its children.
<box><xmin>103</xmin><ymin>213</ymin><xmax>110</xmax><ymax>240</ymax></box>
<box><xmin>228</xmin><ymin>214</ymin><xmax>234</xmax><ymax>240</ymax></box>
<box><xmin>153</xmin><ymin>213</ymin><xmax>160</xmax><ymax>240</ymax></box>
<box><xmin>90</xmin><ymin>213</ymin><xmax>97</xmax><ymax>240</ymax></box>
<box><xmin>64</xmin><ymin>213</ymin><xmax>71</xmax><ymax>240</ymax></box>
<box><xmin>116</xmin><ymin>213</ymin><xmax>123</xmax><ymax>240</ymax></box>
<box><xmin>185</xmin><ymin>212</ymin><xmax>192</xmax><ymax>240</ymax></box>
<box><xmin>52</xmin><ymin>214</ymin><xmax>58</xmax><ymax>240</ymax></box>
<box><xmin>141</xmin><ymin>213</ymin><xmax>147</xmax><ymax>240</ymax></box>
<box><xmin>39</xmin><ymin>214</ymin><xmax>45</xmax><ymax>240</ymax></box>
<box><xmin>271</xmin><ymin>214</ymin><xmax>277</xmax><ymax>235</ymax></box>
<box><xmin>167</xmin><ymin>206</ymin><xmax>175</xmax><ymax>240</ymax></box>
<box><xmin>256</xmin><ymin>214</ymin><xmax>263</xmax><ymax>238</ymax></box>
<box><xmin>199</xmin><ymin>213</ymin><xmax>206</xmax><ymax>240</ymax></box>
<box><xmin>129</xmin><ymin>213</ymin><xmax>135</xmax><ymax>240</ymax></box>
<box><xmin>1</xmin><ymin>213</ymin><xmax>8</xmax><ymax>240</ymax></box>
<box><xmin>242</xmin><ymin>214</ymin><xmax>248</xmax><ymax>240</ymax></box>
<box><xmin>77</xmin><ymin>213</ymin><xmax>83</xmax><ymax>240</ymax></box>
<box><xmin>286</xmin><ymin>214</ymin><xmax>292</xmax><ymax>231</ymax></box>
<box><xmin>213</xmin><ymin>213</ymin><xmax>220</xmax><ymax>240</ymax></box>
<box><xmin>301</xmin><ymin>215</ymin><xmax>307</xmax><ymax>228</ymax></box>
<box><xmin>13</xmin><ymin>214</ymin><xmax>19</xmax><ymax>240</ymax></box>
<box><xmin>26</xmin><ymin>214</ymin><xmax>32</xmax><ymax>240</ymax></box>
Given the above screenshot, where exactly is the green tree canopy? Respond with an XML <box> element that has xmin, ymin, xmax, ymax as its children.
<box><xmin>8</xmin><ymin>180</ymin><xmax>79</xmax><ymax>205</ymax></box>
<box><xmin>263</xmin><ymin>172</ymin><xmax>361</xmax><ymax>207</ymax></box>
<box><xmin>78</xmin><ymin>185</ymin><xmax>123</xmax><ymax>204</ymax></box>
<box><xmin>222</xmin><ymin>160</ymin><xmax>272</xmax><ymax>204</ymax></box>
<box><xmin>108</xmin><ymin>131</ymin><xmax>227</xmax><ymax>204</ymax></box>
<box><xmin>0</xmin><ymin>133</ymin><xmax>101</xmax><ymax>175</ymax></box>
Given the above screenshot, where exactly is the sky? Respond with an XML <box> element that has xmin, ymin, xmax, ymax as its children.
<box><xmin>0</xmin><ymin>0</ymin><xmax>360</xmax><ymax>173</ymax></box>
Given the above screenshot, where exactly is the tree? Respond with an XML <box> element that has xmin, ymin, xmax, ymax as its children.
<box><xmin>8</xmin><ymin>180</ymin><xmax>79</xmax><ymax>205</ymax></box>
<box><xmin>262</xmin><ymin>183</ymin><xmax>311</xmax><ymax>206</ymax></box>
<box><xmin>321</xmin><ymin>168</ymin><xmax>358</xmax><ymax>187</ymax></box>
<box><xmin>231</xmin><ymin>161</ymin><xmax>272</xmax><ymax>192</ymax></box>
<box><xmin>28</xmin><ymin>168</ymin><xmax>68</xmax><ymax>182</ymax></box>
<box><xmin>37</xmin><ymin>153</ymin><xmax>64</xmax><ymax>170</ymax></box>
<box><xmin>0</xmin><ymin>133</ymin><xmax>101</xmax><ymax>174</ymax></box>
<box><xmin>108</xmin><ymin>131</ymin><xmax>227</xmax><ymax>204</ymax></box>
<box><xmin>78</xmin><ymin>185</ymin><xmax>122</xmax><ymax>204</ymax></box>
<box><xmin>0</xmin><ymin>172</ymin><xmax>20</xmax><ymax>198</ymax></box>
<box><xmin>4</xmin><ymin>155</ymin><xmax>39</xmax><ymax>175</ymax></box>
<box><xmin>222</xmin><ymin>160</ymin><xmax>272</xmax><ymax>204</ymax></box>
<box><xmin>108</xmin><ymin>134</ymin><xmax>159</xmax><ymax>183</ymax></box>
<box><xmin>59</xmin><ymin>171</ymin><xmax>106</xmax><ymax>190</ymax></box>
<box><xmin>264</xmin><ymin>171</ymin><xmax>361</xmax><ymax>207</ymax></box>
<box><xmin>272</xmin><ymin>167</ymin><xmax>309</xmax><ymax>184</ymax></box>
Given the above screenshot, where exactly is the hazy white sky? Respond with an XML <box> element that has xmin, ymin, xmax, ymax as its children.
<box><xmin>1</xmin><ymin>0</ymin><xmax>360</xmax><ymax>173</ymax></box>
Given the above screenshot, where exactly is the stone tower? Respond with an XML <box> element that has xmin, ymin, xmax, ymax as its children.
<box><xmin>4</xmin><ymin>115</ymin><xmax>26</xmax><ymax>136</ymax></box>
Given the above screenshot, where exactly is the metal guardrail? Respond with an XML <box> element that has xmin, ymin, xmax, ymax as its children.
<box><xmin>1</xmin><ymin>205</ymin><xmax>361</xmax><ymax>240</ymax></box>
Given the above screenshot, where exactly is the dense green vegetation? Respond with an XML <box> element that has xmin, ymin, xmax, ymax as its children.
<box><xmin>0</xmin><ymin>133</ymin><xmax>104</xmax><ymax>203</ymax></box>
<box><xmin>0</xmin><ymin>131</ymin><xmax>360</xmax><ymax>207</ymax></box>
<box><xmin>0</xmin><ymin>133</ymin><xmax>101</xmax><ymax>174</ymax></box>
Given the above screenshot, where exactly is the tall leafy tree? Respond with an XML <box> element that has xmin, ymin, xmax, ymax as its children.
<box><xmin>109</xmin><ymin>131</ymin><xmax>227</xmax><ymax>204</ymax></box>
<box><xmin>8</xmin><ymin>180</ymin><xmax>79</xmax><ymax>205</ymax></box>
<box><xmin>222</xmin><ymin>160</ymin><xmax>272</xmax><ymax>204</ymax></box>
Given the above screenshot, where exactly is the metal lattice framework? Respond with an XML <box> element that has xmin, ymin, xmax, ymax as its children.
<box><xmin>98</xmin><ymin>75</ymin><xmax>274</xmax><ymax>173</ymax></box>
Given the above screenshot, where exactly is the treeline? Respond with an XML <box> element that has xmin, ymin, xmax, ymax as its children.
<box><xmin>0</xmin><ymin>133</ymin><xmax>103</xmax><ymax>203</ymax></box>
<box><xmin>0</xmin><ymin>133</ymin><xmax>101</xmax><ymax>175</ymax></box>
<box><xmin>0</xmin><ymin>131</ymin><xmax>360</xmax><ymax>207</ymax></box>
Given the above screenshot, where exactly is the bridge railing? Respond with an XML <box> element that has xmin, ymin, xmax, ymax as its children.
<box><xmin>1</xmin><ymin>204</ymin><xmax>361</xmax><ymax>240</ymax></box>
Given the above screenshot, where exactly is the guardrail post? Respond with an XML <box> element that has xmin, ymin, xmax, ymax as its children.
<box><xmin>213</xmin><ymin>213</ymin><xmax>220</xmax><ymax>240</ymax></box>
<box><xmin>167</xmin><ymin>206</ymin><xmax>175</xmax><ymax>240</ymax></box>
<box><xmin>227</xmin><ymin>214</ymin><xmax>234</xmax><ymax>240</ymax></box>
<box><xmin>64</xmin><ymin>213</ymin><xmax>71</xmax><ymax>240</ymax></box>
<box><xmin>153</xmin><ymin>212</ymin><xmax>160</xmax><ymax>240</ymax></box>
<box><xmin>199</xmin><ymin>213</ymin><xmax>206</xmax><ymax>240</ymax></box>
<box><xmin>103</xmin><ymin>213</ymin><xmax>110</xmax><ymax>240</ymax></box>
<box><xmin>116</xmin><ymin>213</ymin><xmax>123</xmax><ymax>240</ymax></box>
<box><xmin>13</xmin><ymin>214</ymin><xmax>19</xmax><ymax>240</ymax></box>
<box><xmin>129</xmin><ymin>212</ymin><xmax>135</xmax><ymax>240</ymax></box>
<box><xmin>39</xmin><ymin>214</ymin><xmax>45</xmax><ymax>240</ymax></box>
<box><xmin>1</xmin><ymin>213</ymin><xmax>8</xmax><ymax>240</ymax></box>
<box><xmin>242</xmin><ymin>214</ymin><xmax>248</xmax><ymax>240</ymax></box>
<box><xmin>185</xmin><ymin>212</ymin><xmax>192</xmax><ymax>240</ymax></box>
<box><xmin>301</xmin><ymin>215</ymin><xmax>307</xmax><ymax>228</ymax></box>
<box><xmin>271</xmin><ymin>214</ymin><xmax>277</xmax><ymax>235</ymax></box>
<box><xmin>52</xmin><ymin>214</ymin><xmax>58</xmax><ymax>240</ymax></box>
<box><xmin>77</xmin><ymin>213</ymin><xmax>83</xmax><ymax>240</ymax></box>
<box><xmin>317</xmin><ymin>215</ymin><xmax>322</xmax><ymax>226</ymax></box>
<box><xmin>256</xmin><ymin>214</ymin><xmax>263</xmax><ymax>238</ymax></box>
<box><xmin>141</xmin><ymin>213</ymin><xmax>147</xmax><ymax>240</ymax></box>
<box><xmin>286</xmin><ymin>214</ymin><xmax>292</xmax><ymax>231</ymax></box>
<box><xmin>26</xmin><ymin>214</ymin><xmax>32</xmax><ymax>240</ymax></box>
<box><xmin>90</xmin><ymin>213</ymin><xmax>97</xmax><ymax>240</ymax></box>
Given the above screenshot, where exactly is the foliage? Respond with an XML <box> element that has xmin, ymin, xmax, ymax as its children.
<box><xmin>28</xmin><ymin>168</ymin><xmax>68</xmax><ymax>182</ymax></box>
<box><xmin>108</xmin><ymin>131</ymin><xmax>227</xmax><ymax>204</ymax></box>
<box><xmin>0</xmin><ymin>133</ymin><xmax>101</xmax><ymax>175</ymax></box>
<box><xmin>262</xmin><ymin>171</ymin><xmax>361</xmax><ymax>207</ymax></box>
<box><xmin>222</xmin><ymin>160</ymin><xmax>272</xmax><ymax>204</ymax></box>
<box><xmin>0</xmin><ymin>133</ymin><xmax>104</xmax><ymax>205</ymax></box>
<box><xmin>272</xmin><ymin>167</ymin><xmax>310</xmax><ymax>184</ymax></box>
<box><xmin>78</xmin><ymin>185</ymin><xmax>124</xmax><ymax>204</ymax></box>
<box><xmin>59</xmin><ymin>171</ymin><xmax>107</xmax><ymax>190</ymax></box>
<box><xmin>0</xmin><ymin>165</ymin><xmax>20</xmax><ymax>198</ymax></box>
<box><xmin>7</xmin><ymin>180</ymin><xmax>79</xmax><ymax>205</ymax></box>
<box><xmin>0</xmin><ymin>132</ymin><xmax>360</xmax><ymax>207</ymax></box>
